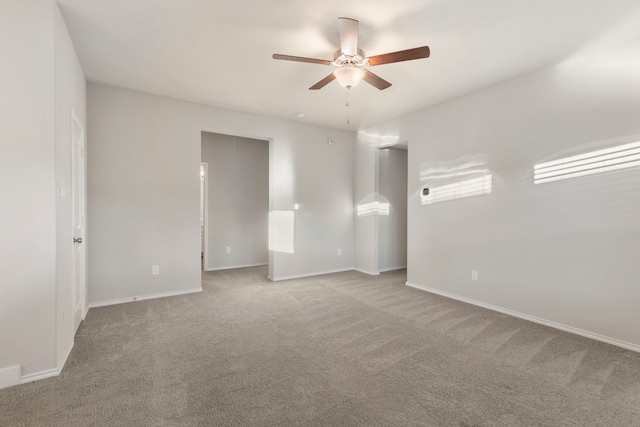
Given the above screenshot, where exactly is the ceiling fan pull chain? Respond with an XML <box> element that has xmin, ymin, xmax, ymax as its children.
<box><xmin>346</xmin><ymin>88</ymin><xmax>350</xmax><ymax>124</ymax></box>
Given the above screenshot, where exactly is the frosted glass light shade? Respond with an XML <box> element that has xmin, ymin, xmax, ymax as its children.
<box><xmin>334</xmin><ymin>66</ymin><xmax>365</xmax><ymax>88</ymax></box>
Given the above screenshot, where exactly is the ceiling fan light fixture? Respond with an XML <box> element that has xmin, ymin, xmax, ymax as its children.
<box><xmin>273</xmin><ymin>17</ymin><xmax>429</xmax><ymax>93</ymax></box>
<box><xmin>334</xmin><ymin>66</ymin><xmax>365</xmax><ymax>88</ymax></box>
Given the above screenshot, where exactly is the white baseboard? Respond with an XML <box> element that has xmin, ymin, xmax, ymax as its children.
<box><xmin>270</xmin><ymin>267</ymin><xmax>354</xmax><ymax>282</ymax></box>
<box><xmin>204</xmin><ymin>262</ymin><xmax>267</xmax><ymax>272</ymax></box>
<box><xmin>88</xmin><ymin>287</ymin><xmax>202</xmax><ymax>309</ymax></box>
<box><xmin>379</xmin><ymin>265</ymin><xmax>407</xmax><ymax>273</ymax></box>
<box><xmin>6</xmin><ymin>288</ymin><xmax>202</xmax><ymax>390</ymax></box>
<box><xmin>406</xmin><ymin>281</ymin><xmax>640</xmax><ymax>354</ymax></box>
<box><xmin>1</xmin><ymin>338</ymin><xmax>76</xmax><ymax>390</ymax></box>
<box><xmin>354</xmin><ymin>268</ymin><xmax>380</xmax><ymax>276</ymax></box>
<box><xmin>0</xmin><ymin>365</ymin><xmax>21</xmax><ymax>390</ymax></box>
<box><xmin>1</xmin><ymin>365</ymin><xmax>64</xmax><ymax>390</ymax></box>
<box><xmin>19</xmin><ymin>368</ymin><xmax>60</xmax><ymax>386</ymax></box>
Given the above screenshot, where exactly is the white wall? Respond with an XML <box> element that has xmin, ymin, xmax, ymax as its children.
<box><xmin>359</xmin><ymin>39</ymin><xmax>640</xmax><ymax>350</ymax></box>
<box><xmin>379</xmin><ymin>148</ymin><xmax>407</xmax><ymax>272</ymax></box>
<box><xmin>54</xmin><ymin>2</ymin><xmax>87</xmax><ymax>371</ymax></box>
<box><xmin>87</xmin><ymin>83</ymin><xmax>355</xmax><ymax>303</ymax></box>
<box><xmin>0</xmin><ymin>0</ymin><xmax>57</xmax><ymax>382</ymax></box>
<box><xmin>201</xmin><ymin>132</ymin><xmax>269</xmax><ymax>270</ymax></box>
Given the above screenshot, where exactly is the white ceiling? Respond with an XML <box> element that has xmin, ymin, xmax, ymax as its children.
<box><xmin>57</xmin><ymin>0</ymin><xmax>640</xmax><ymax>131</ymax></box>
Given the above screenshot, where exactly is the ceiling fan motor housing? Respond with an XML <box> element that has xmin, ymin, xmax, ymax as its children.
<box><xmin>333</xmin><ymin>49</ymin><xmax>367</xmax><ymax>67</ymax></box>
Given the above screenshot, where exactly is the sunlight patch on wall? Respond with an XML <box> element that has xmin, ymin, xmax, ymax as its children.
<box><xmin>419</xmin><ymin>157</ymin><xmax>489</xmax><ymax>183</ymax></box>
<box><xmin>356</xmin><ymin>201</ymin><xmax>390</xmax><ymax>216</ymax></box>
<box><xmin>268</xmin><ymin>211</ymin><xmax>294</xmax><ymax>254</ymax></box>
<box><xmin>534</xmin><ymin>140</ymin><xmax>640</xmax><ymax>184</ymax></box>
<box><xmin>357</xmin><ymin>129</ymin><xmax>400</xmax><ymax>148</ymax></box>
<box><xmin>421</xmin><ymin>174</ymin><xmax>493</xmax><ymax>205</ymax></box>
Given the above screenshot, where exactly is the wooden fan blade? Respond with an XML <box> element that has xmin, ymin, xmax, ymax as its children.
<box><xmin>272</xmin><ymin>54</ymin><xmax>331</xmax><ymax>65</ymax></box>
<box><xmin>309</xmin><ymin>73</ymin><xmax>336</xmax><ymax>90</ymax></box>
<box><xmin>366</xmin><ymin>46</ymin><xmax>430</xmax><ymax>66</ymax></box>
<box><xmin>338</xmin><ymin>17</ymin><xmax>359</xmax><ymax>56</ymax></box>
<box><xmin>363</xmin><ymin>70</ymin><xmax>392</xmax><ymax>90</ymax></box>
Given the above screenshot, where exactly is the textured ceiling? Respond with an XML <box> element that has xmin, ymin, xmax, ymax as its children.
<box><xmin>57</xmin><ymin>0</ymin><xmax>640</xmax><ymax>131</ymax></box>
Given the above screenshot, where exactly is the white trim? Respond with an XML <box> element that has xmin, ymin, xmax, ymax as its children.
<box><xmin>204</xmin><ymin>262</ymin><xmax>268</xmax><ymax>272</ymax></box>
<box><xmin>0</xmin><ymin>365</ymin><xmax>62</xmax><ymax>389</ymax></box>
<box><xmin>406</xmin><ymin>281</ymin><xmax>640</xmax><ymax>354</ymax></box>
<box><xmin>201</xmin><ymin>162</ymin><xmax>209</xmax><ymax>271</ymax></box>
<box><xmin>88</xmin><ymin>287</ymin><xmax>202</xmax><ymax>309</ymax></box>
<box><xmin>19</xmin><ymin>368</ymin><xmax>60</xmax><ymax>386</ymax></box>
<box><xmin>379</xmin><ymin>265</ymin><xmax>407</xmax><ymax>273</ymax></box>
<box><xmin>270</xmin><ymin>267</ymin><xmax>354</xmax><ymax>282</ymax></box>
<box><xmin>0</xmin><ymin>365</ymin><xmax>21</xmax><ymax>390</ymax></box>
<box><xmin>200</xmin><ymin>127</ymin><xmax>271</xmax><ymax>143</ymax></box>
<box><xmin>57</xmin><ymin>338</ymin><xmax>74</xmax><ymax>371</ymax></box>
<box><xmin>354</xmin><ymin>268</ymin><xmax>380</xmax><ymax>276</ymax></box>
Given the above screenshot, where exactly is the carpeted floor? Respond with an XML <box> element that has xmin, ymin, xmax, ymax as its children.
<box><xmin>1</xmin><ymin>267</ymin><xmax>640</xmax><ymax>426</ymax></box>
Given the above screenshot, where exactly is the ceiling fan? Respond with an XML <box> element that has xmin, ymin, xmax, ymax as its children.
<box><xmin>273</xmin><ymin>17</ymin><xmax>430</xmax><ymax>91</ymax></box>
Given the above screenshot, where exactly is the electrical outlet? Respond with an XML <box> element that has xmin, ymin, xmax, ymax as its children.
<box><xmin>471</xmin><ymin>270</ymin><xmax>478</xmax><ymax>281</ymax></box>
<box><xmin>226</xmin><ymin>246</ymin><xmax>231</xmax><ymax>254</ymax></box>
<box><xmin>337</xmin><ymin>248</ymin><xmax>342</xmax><ymax>256</ymax></box>
<box><xmin>152</xmin><ymin>265</ymin><xmax>160</xmax><ymax>275</ymax></box>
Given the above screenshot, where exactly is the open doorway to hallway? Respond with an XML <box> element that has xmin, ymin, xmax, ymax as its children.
<box><xmin>200</xmin><ymin>132</ymin><xmax>269</xmax><ymax>272</ymax></box>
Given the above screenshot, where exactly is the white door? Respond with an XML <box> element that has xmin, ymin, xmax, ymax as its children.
<box><xmin>71</xmin><ymin>113</ymin><xmax>86</xmax><ymax>332</ymax></box>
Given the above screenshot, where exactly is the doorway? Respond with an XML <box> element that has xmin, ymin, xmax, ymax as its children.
<box><xmin>378</xmin><ymin>146</ymin><xmax>408</xmax><ymax>272</ymax></box>
<box><xmin>200</xmin><ymin>132</ymin><xmax>269</xmax><ymax>271</ymax></box>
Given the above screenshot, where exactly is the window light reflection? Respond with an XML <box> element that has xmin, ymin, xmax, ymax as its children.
<box><xmin>421</xmin><ymin>174</ymin><xmax>492</xmax><ymax>205</ymax></box>
<box><xmin>534</xmin><ymin>141</ymin><xmax>640</xmax><ymax>184</ymax></box>
<box><xmin>356</xmin><ymin>201</ymin><xmax>390</xmax><ymax>217</ymax></box>
<box><xmin>268</xmin><ymin>210</ymin><xmax>294</xmax><ymax>253</ymax></box>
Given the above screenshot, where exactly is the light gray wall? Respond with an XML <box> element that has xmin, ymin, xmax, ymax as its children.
<box><xmin>87</xmin><ymin>83</ymin><xmax>355</xmax><ymax>304</ymax></box>
<box><xmin>54</xmin><ymin>3</ymin><xmax>87</xmax><ymax>370</ymax></box>
<box><xmin>379</xmin><ymin>148</ymin><xmax>407</xmax><ymax>272</ymax></box>
<box><xmin>201</xmin><ymin>132</ymin><xmax>269</xmax><ymax>270</ymax></box>
<box><xmin>87</xmin><ymin>86</ymin><xmax>203</xmax><ymax>304</ymax></box>
<box><xmin>1</xmin><ymin>0</ymin><xmax>58</xmax><ymax>381</ymax></box>
<box><xmin>359</xmin><ymin>40</ymin><xmax>640</xmax><ymax>349</ymax></box>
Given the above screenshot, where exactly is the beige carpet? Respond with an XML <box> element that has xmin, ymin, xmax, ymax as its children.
<box><xmin>2</xmin><ymin>267</ymin><xmax>640</xmax><ymax>426</ymax></box>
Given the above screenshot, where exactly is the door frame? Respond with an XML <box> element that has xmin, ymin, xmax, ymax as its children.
<box><xmin>201</xmin><ymin>162</ymin><xmax>209</xmax><ymax>271</ymax></box>
<box><xmin>200</xmin><ymin>128</ymin><xmax>272</xmax><ymax>277</ymax></box>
